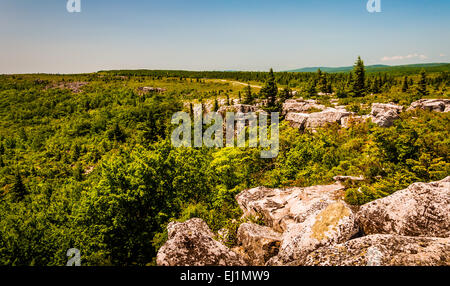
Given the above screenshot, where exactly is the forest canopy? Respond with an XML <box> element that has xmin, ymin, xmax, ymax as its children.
<box><xmin>0</xmin><ymin>59</ymin><xmax>449</xmax><ymax>265</ymax></box>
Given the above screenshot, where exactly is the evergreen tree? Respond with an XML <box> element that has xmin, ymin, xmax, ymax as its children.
<box><xmin>213</xmin><ymin>97</ymin><xmax>219</xmax><ymax>112</ymax></box>
<box><xmin>317</xmin><ymin>69</ymin><xmax>328</xmax><ymax>94</ymax></box>
<box><xmin>402</xmin><ymin>76</ymin><xmax>409</xmax><ymax>92</ymax></box>
<box><xmin>307</xmin><ymin>80</ymin><xmax>317</xmax><ymax>97</ymax></box>
<box><xmin>326</xmin><ymin>82</ymin><xmax>333</xmax><ymax>94</ymax></box>
<box><xmin>417</xmin><ymin>69</ymin><xmax>429</xmax><ymax>96</ymax></box>
<box><xmin>11</xmin><ymin>172</ymin><xmax>27</xmax><ymax>202</ymax></box>
<box><xmin>74</xmin><ymin>164</ymin><xmax>83</xmax><ymax>181</ymax></box>
<box><xmin>351</xmin><ymin>56</ymin><xmax>366</xmax><ymax>97</ymax></box>
<box><xmin>279</xmin><ymin>87</ymin><xmax>292</xmax><ymax>103</ymax></box>
<box><xmin>371</xmin><ymin>77</ymin><xmax>380</xmax><ymax>94</ymax></box>
<box><xmin>346</xmin><ymin>72</ymin><xmax>353</xmax><ymax>88</ymax></box>
<box><xmin>260</xmin><ymin>68</ymin><xmax>278</xmax><ymax>108</ymax></box>
<box><xmin>71</xmin><ymin>143</ymin><xmax>81</xmax><ymax>162</ymax></box>
<box><xmin>243</xmin><ymin>84</ymin><xmax>253</xmax><ymax>105</ymax></box>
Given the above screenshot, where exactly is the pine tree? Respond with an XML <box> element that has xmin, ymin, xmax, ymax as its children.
<box><xmin>307</xmin><ymin>80</ymin><xmax>317</xmax><ymax>97</ymax></box>
<box><xmin>71</xmin><ymin>143</ymin><xmax>81</xmax><ymax>162</ymax></box>
<box><xmin>279</xmin><ymin>87</ymin><xmax>292</xmax><ymax>103</ymax></box>
<box><xmin>74</xmin><ymin>164</ymin><xmax>83</xmax><ymax>181</ymax></box>
<box><xmin>243</xmin><ymin>84</ymin><xmax>253</xmax><ymax>105</ymax></box>
<box><xmin>213</xmin><ymin>97</ymin><xmax>219</xmax><ymax>112</ymax></box>
<box><xmin>351</xmin><ymin>56</ymin><xmax>366</xmax><ymax>97</ymax></box>
<box><xmin>111</xmin><ymin>122</ymin><xmax>126</xmax><ymax>142</ymax></box>
<box><xmin>402</xmin><ymin>76</ymin><xmax>409</xmax><ymax>92</ymax></box>
<box><xmin>317</xmin><ymin>69</ymin><xmax>328</xmax><ymax>94</ymax></box>
<box><xmin>371</xmin><ymin>78</ymin><xmax>380</xmax><ymax>94</ymax></box>
<box><xmin>346</xmin><ymin>72</ymin><xmax>353</xmax><ymax>88</ymax></box>
<box><xmin>11</xmin><ymin>172</ymin><xmax>27</xmax><ymax>202</ymax></box>
<box><xmin>260</xmin><ymin>68</ymin><xmax>278</xmax><ymax>108</ymax></box>
<box><xmin>417</xmin><ymin>69</ymin><xmax>429</xmax><ymax>96</ymax></box>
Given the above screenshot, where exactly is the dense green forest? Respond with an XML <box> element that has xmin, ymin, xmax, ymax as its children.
<box><xmin>0</xmin><ymin>59</ymin><xmax>449</xmax><ymax>265</ymax></box>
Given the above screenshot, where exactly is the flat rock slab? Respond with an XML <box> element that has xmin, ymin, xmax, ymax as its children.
<box><xmin>304</xmin><ymin>234</ymin><xmax>450</xmax><ymax>266</ymax></box>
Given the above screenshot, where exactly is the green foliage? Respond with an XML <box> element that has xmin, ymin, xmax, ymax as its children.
<box><xmin>417</xmin><ymin>69</ymin><xmax>429</xmax><ymax>96</ymax></box>
<box><xmin>351</xmin><ymin>56</ymin><xmax>366</xmax><ymax>97</ymax></box>
<box><xmin>260</xmin><ymin>68</ymin><xmax>278</xmax><ymax>110</ymax></box>
<box><xmin>0</xmin><ymin>66</ymin><xmax>448</xmax><ymax>265</ymax></box>
<box><xmin>10</xmin><ymin>172</ymin><xmax>28</xmax><ymax>202</ymax></box>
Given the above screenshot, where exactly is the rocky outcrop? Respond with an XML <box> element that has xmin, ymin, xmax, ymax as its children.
<box><xmin>407</xmin><ymin>99</ymin><xmax>450</xmax><ymax>113</ymax></box>
<box><xmin>285</xmin><ymin>108</ymin><xmax>352</xmax><ymax>130</ymax></box>
<box><xmin>237</xmin><ymin>223</ymin><xmax>282</xmax><ymax>265</ymax></box>
<box><xmin>236</xmin><ymin>183</ymin><xmax>345</xmax><ymax>233</ymax></box>
<box><xmin>285</xmin><ymin>113</ymin><xmax>309</xmax><ymax>129</ymax></box>
<box><xmin>305</xmin><ymin>108</ymin><xmax>352</xmax><ymax>129</ymax></box>
<box><xmin>268</xmin><ymin>201</ymin><xmax>359</xmax><ymax>265</ymax></box>
<box><xmin>159</xmin><ymin>177</ymin><xmax>450</xmax><ymax>266</ymax></box>
<box><xmin>217</xmin><ymin>104</ymin><xmax>260</xmax><ymax>115</ymax></box>
<box><xmin>304</xmin><ymin>234</ymin><xmax>450</xmax><ymax>266</ymax></box>
<box><xmin>282</xmin><ymin>99</ymin><xmax>326</xmax><ymax>114</ymax></box>
<box><xmin>156</xmin><ymin>218</ymin><xmax>246</xmax><ymax>266</ymax></box>
<box><xmin>370</xmin><ymin>103</ymin><xmax>403</xmax><ymax>127</ymax></box>
<box><xmin>357</xmin><ymin>176</ymin><xmax>450</xmax><ymax>238</ymax></box>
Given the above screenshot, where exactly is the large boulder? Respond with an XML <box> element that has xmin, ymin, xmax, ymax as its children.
<box><xmin>357</xmin><ymin>177</ymin><xmax>450</xmax><ymax>238</ymax></box>
<box><xmin>304</xmin><ymin>234</ymin><xmax>450</xmax><ymax>266</ymax></box>
<box><xmin>236</xmin><ymin>183</ymin><xmax>345</xmax><ymax>233</ymax></box>
<box><xmin>370</xmin><ymin>103</ymin><xmax>403</xmax><ymax>127</ymax></box>
<box><xmin>407</xmin><ymin>99</ymin><xmax>450</xmax><ymax>113</ymax></box>
<box><xmin>268</xmin><ymin>202</ymin><xmax>359</xmax><ymax>265</ymax></box>
<box><xmin>285</xmin><ymin>112</ymin><xmax>309</xmax><ymax>129</ymax></box>
<box><xmin>237</xmin><ymin>223</ymin><xmax>282</xmax><ymax>265</ymax></box>
<box><xmin>282</xmin><ymin>99</ymin><xmax>326</xmax><ymax>114</ymax></box>
<box><xmin>285</xmin><ymin>108</ymin><xmax>351</xmax><ymax>130</ymax></box>
<box><xmin>156</xmin><ymin>218</ymin><xmax>246</xmax><ymax>266</ymax></box>
<box><xmin>217</xmin><ymin>104</ymin><xmax>261</xmax><ymax>116</ymax></box>
<box><xmin>305</xmin><ymin>108</ymin><xmax>352</xmax><ymax>129</ymax></box>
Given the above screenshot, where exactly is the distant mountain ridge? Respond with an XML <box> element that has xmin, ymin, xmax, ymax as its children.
<box><xmin>286</xmin><ymin>63</ymin><xmax>450</xmax><ymax>73</ymax></box>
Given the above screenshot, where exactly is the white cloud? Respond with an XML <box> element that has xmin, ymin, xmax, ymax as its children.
<box><xmin>381</xmin><ymin>53</ymin><xmax>428</xmax><ymax>62</ymax></box>
<box><xmin>440</xmin><ymin>53</ymin><xmax>446</xmax><ymax>57</ymax></box>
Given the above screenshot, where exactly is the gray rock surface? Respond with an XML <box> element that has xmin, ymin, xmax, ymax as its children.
<box><xmin>357</xmin><ymin>176</ymin><xmax>450</xmax><ymax>238</ymax></box>
<box><xmin>237</xmin><ymin>223</ymin><xmax>282</xmax><ymax>265</ymax></box>
<box><xmin>304</xmin><ymin>234</ymin><xmax>450</xmax><ymax>266</ymax></box>
<box><xmin>370</xmin><ymin>103</ymin><xmax>403</xmax><ymax>127</ymax></box>
<box><xmin>268</xmin><ymin>201</ymin><xmax>359</xmax><ymax>265</ymax></box>
<box><xmin>156</xmin><ymin>218</ymin><xmax>246</xmax><ymax>266</ymax></box>
<box><xmin>236</xmin><ymin>183</ymin><xmax>345</xmax><ymax>233</ymax></box>
<box><xmin>407</xmin><ymin>99</ymin><xmax>450</xmax><ymax>113</ymax></box>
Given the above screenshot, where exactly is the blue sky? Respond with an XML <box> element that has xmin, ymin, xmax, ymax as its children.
<box><xmin>0</xmin><ymin>0</ymin><xmax>449</xmax><ymax>73</ymax></box>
